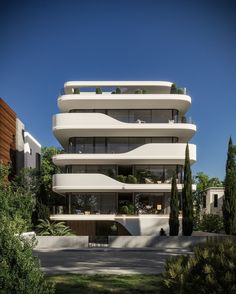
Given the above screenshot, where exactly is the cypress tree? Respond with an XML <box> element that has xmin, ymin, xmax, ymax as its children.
<box><xmin>222</xmin><ymin>137</ymin><xmax>236</xmax><ymax>234</ymax></box>
<box><xmin>169</xmin><ymin>173</ymin><xmax>179</xmax><ymax>235</ymax></box>
<box><xmin>182</xmin><ymin>143</ymin><xmax>193</xmax><ymax>236</ymax></box>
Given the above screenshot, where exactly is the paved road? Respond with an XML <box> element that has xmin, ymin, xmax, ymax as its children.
<box><xmin>34</xmin><ymin>248</ymin><xmax>192</xmax><ymax>275</ymax></box>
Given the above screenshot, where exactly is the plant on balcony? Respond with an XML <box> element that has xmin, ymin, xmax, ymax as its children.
<box><xmin>73</xmin><ymin>88</ymin><xmax>80</xmax><ymax>94</ymax></box>
<box><xmin>182</xmin><ymin>143</ymin><xmax>193</xmax><ymax>236</ymax></box>
<box><xmin>177</xmin><ymin>88</ymin><xmax>185</xmax><ymax>94</ymax></box>
<box><xmin>181</xmin><ymin>116</ymin><xmax>187</xmax><ymax>123</ymax></box>
<box><xmin>126</xmin><ymin>175</ymin><xmax>138</xmax><ymax>184</ymax></box>
<box><xmin>36</xmin><ymin>219</ymin><xmax>73</xmax><ymax>236</ymax></box>
<box><xmin>170</xmin><ymin>83</ymin><xmax>177</xmax><ymax>94</ymax></box>
<box><xmin>115</xmin><ymin>87</ymin><xmax>121</xmax><ymax>94</ymax></box>
<box><xmin>134</xmin><ymin>89</ymin><xmax>142</xmax><ymax>94</ymax></box>
<box><xmin>116</xmin><ymin>175</ymin><xmax>127</xmax><ymax>183</ymax></box>
<box><xmin>169</xmin><ymin>174</ymin><xmax>179</xmax><ymax>236</ymax></box>
<box><xmin>120</xmin><ymin>205</ymin><xmax>129</xmax><ymax>214</ymax></box>
<box><xmin>96</xmin><ymin>87</ymin><xmax>102</xmax><ymax>94</ymax></box>
<box><xmin>142</xmin><ymin>89</ymin><xmax>147</xmax><ymax>94</ymax></box>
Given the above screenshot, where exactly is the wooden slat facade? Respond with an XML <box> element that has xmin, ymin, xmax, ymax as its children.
<box><xmin>0</xmin><ymin>98</ymin><xmax>16</xmax><ymax>167</ymax></box>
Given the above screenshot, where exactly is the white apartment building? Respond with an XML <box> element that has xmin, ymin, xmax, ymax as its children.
<box><xmin>51</xmin><ymin>81</ymin><xmax>197</xmax><ymax>236</ymax></box>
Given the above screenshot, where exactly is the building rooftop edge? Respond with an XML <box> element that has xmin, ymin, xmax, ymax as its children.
<box><xmin>64</xmin><ymin>81</ymin><xmax>173</xmax><ymax>87</ymax></box>
<box><xmin>24</xmin><ymin>132</ymin><xmax>41</xmax><ymax>148</ymax></box>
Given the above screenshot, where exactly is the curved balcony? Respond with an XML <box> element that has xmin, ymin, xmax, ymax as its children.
<box><xmin>53</xmin><ymin>113</ymin><xmax>196</xmax><ymax>147</ymax></box>
<box><xmin>58</xmin><ymin>94</ymin><xmax>191</xmax><ymax>113</ymax></box>
<box><xmin>53</xmin><ymin>143</ymin><xmax>196</xmax><ymax>166</ymax></box>
<box><xmin>53</xmin><ymin>173</ymin><xmax>196</xmax><ymax>194</ymax></box>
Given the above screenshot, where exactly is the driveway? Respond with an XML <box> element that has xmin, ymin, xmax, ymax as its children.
<box><xmin>34</xmin><ymin>248</ymin><xmax>192</xmax><ymax>275</ymax></box>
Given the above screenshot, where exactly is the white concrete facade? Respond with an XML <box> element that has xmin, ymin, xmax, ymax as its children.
<box><xmin>16</xmin><ymin>119</ymin><xmax>41</xmax><ymax>173</ymax></box>
<box><xmin>52</xmin><ymin>81</ymin><xmax>197</xmax><ymax>235</ymax></box>
<box><xmin>201</xmin><ymin>187</ymin><xmax>224</xmax><ymax>216</ymax></box>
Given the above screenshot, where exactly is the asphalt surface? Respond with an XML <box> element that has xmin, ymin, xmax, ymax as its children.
<box><xmin>34</xmin><ymin>248</ymin><xmax>192</xmax><ymax>275</ymax></box>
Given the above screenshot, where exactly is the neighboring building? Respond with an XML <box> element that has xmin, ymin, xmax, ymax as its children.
<box><xmin>201</xmin><ymin>187</ymin><xmax>224</xmax><ymax>216</ymax></box>
<box><xmin>52</xmin><ymin>81</ymin><xmax>197</xmax><ymax>235</ymax></box>
<box><xmin>0</xmin><ymin>98</ymin><xmax>41</xmax><ymax>175</ymax></box>
<box><xmin>0</xmin><ymin>98</ymin><xmax>16</xmax><ymax>175</ymax></box>
<box><xmin>24</xmin><ymin>132</ymin><xmax>41</xmax><ymax>170</ymax></box>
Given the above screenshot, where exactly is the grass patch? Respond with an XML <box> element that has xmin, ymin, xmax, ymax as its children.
<box><xmin>48</xmin><ymin>274</ymin><xmax>162</xmax><ymax>294</ymax></box>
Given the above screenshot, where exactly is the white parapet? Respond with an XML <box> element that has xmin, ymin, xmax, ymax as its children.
<box><xmin>53</xmin><ymin>173</ymin><xmax>196</xmax><ymax>193</ymax></box>
<box><xmin>53</xmin><ymin>143</ymin><xmax>196</xmax><ymax>166</ymax></box>
<box><xmin>53</xmin><ymin>113</ymin><xmax>196</xmax><ymax>147</ymax></box>
<box><xmin>58</xmin><ymin>93</ymin><xmax>191</xmax><ymax>113</ymax></box>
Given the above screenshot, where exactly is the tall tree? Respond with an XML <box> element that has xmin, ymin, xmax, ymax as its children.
<box><xmin>169</xmin><ymin>173</ymin><xmax>179</xmax><ymax>235</ymax></box>
<box><xmin>222</xmin><ymin>137</ymin><xmax>236</xmax><ymax>234</ymax></box>
<box><xmin>182</xmin><ymin>143</ymin><xmax>193</xmax><ymax>236</ymax></box>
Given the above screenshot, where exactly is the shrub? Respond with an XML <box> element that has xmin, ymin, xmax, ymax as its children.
<box><xmin>116</xmin><ymin>175</ymin><xmax>127</xmax><ymax>183</ymax></box>
<box><xmin>0</xmin><ymin>224</ymin><xmax>55</xmax><ymax>293</ymax></box>
<box><xmin>115</xmin><ymin>87</ymin><xmax>121</xmax><ymax>94</ymax></box>
<box><xmin>36</xmin><ymin>219</ymin><xmax>72</xmax><ymax>236</ymax></box>
<box><xmin>95</xmin><ymin>87</ymin><xmax>102</xmax><ymax>94</ymax></box>
<box><xmin>170</xmin><ymin>83</ymin><xmax>177</xmax><ymax>94</ymax></box>
<box><xmin>160</xmin><ymin>240</ymin><xmax>236</xmax><ymax>293</ymax></box>
<box><xmin>73</xmin><ymin>88</ymin><xmax>80</xmax><ymax>94</ymax></box>
<box><xmin>120</xmin><ymin>205</ymin><xmax>129</xmax><ymax>214</ymax></box>
<box><xmin>200</xmin><ymin>213</ymin><xmax>224</xmax><ymax>233</ymax></box>
<box><xmin>126</xmin><ymin>175</ymin><xmax>138</xmax><ymax>184</ymax></box>
<box><xmin>134</xmin><ymin>89</ymin><xmax>142</xmax><ymax>94</ymax></box>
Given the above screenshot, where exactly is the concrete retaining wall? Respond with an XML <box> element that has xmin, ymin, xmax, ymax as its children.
<box><xmin>108</xmin><ymin>236</ymin><xmax>236</xmax><ymax>249</ymax></box>
<box><xmin>35</xmin><ymin>236</ymin><xmax>88</xmax><ymax>249</ymax></box>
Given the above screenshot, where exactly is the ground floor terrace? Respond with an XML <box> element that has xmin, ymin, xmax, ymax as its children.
<box><xmin>50</xmin><ymin>192</ymin><xmax>182</xmax><ymax>236</ymax></box>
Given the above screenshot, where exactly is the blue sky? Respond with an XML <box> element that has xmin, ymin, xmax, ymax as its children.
<box><xmin>1</xmin><ymin>0</ymin><xmax>236</xmax><ymax>179</ymax></box>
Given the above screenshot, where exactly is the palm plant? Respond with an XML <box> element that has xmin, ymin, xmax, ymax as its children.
<box><xmin>36</xmin><ymin>219</ymin><xmax>73</xmax><ymax>236</ymax></box>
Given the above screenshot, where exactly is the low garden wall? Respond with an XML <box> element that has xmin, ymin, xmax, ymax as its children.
<box><xmin>108</xmin><ymin>235</ymin><xmax>236</xmax><ymax>249</ymax></box>
<box><xmin>35</xmin><ymin>236</ymin><xmax>89</xmax><ymax>249</ymax></box>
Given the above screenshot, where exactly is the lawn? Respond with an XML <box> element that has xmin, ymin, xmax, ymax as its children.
<box><xmin>48</xmin><ymin>274</ymin><xmax>162</xmax><ymax>294</ymax></box>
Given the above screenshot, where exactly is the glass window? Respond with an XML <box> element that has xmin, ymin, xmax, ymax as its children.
<box><xmin>107</xmin><ymin>110</ymin><xmax>129</xmax><ymax>122</ymax></box>
<box><xmin>164</xmin><ymin>166</ymin><xmax>176</xmax><ymax>183</ymax></box>
<box><xmin>129</xmin><ymin>138</ymin><xmax>148</xmax><ymax>150</ymax></box>
<box><xmin>151</xmin><ymin>137</ymin><xmax>173</xmax><ymax>143</ymax></box>
<box><xmin>107</xmin><ymin>138</ymin><xmax>129</xmax><ymax>153</ymax></box>
<box><xmin>75</xmin><ymin>138</ymin><xmax>93</xmax><ymax>153</ymax></box>
<box><xmin>152</xmin><ymin>110</ymin><xmax>172</xmax><ymax>123</ymax></box>
<box><xmin>214</xmin><ymin>194</ymin><xmax>218</xmax><ymax>207</ymax></box>
<box><xmin>94</xmin><ymin>137</ymin><xmax>106</xmax><ymax>153</ymax></box>
<box><xmin>72</xmin><ymin>165</ymin><xmax>86</xmax><ymax>173</ymax></box>
<box><xmin>129</xmin><ymin>110</ymin><xmax>151</xmax><ymax>123</ymax></box>
<box><xmin>202</xmin><ymin>195</ymin><xmax>206</xmax><ymax>208</ymax></box>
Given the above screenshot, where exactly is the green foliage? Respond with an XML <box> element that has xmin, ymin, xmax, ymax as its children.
<box><xmin>181</xmin><ymin>116</ymin><xmax>187</xmax><ymax>123</ymax></box>
<box><xmin>74</xmin><ymin>194</ymin><xmax>97</xmax><ymax>212</ymax></box>
<box><xmin>200</xmin><ymin>214</ymin><xmax>224</xmax><ymax>233</ymax></box>
<box><xmin>134</xmin><ymin>89</ymin><xmax>142</xmax><ymax>94</ymax></box>
<box><xmin>182</xmin><ymin>143</ymin><xmax>193</xmax><ymax>236</ymax></box>
<box><xmin>36</xmin><ymin>219</ymin><xmax>72</xmax><ymax>236</ymax></box>
<box><xmin>120</xmin><ymin>205</ymin><xmax>129</xmax><ymax>214</ymax></box>
<box><xmin>115</xmin><ymin>87</ymin><xmax>121</xmax><ymax>94</ymax></box>
<box><xmin>223</xmin><ymin>137</ymin><xmax>236</xmax><ymax>235</ymax></box>
<box><xmin>116</xmin><ymin>175</ymin><xmax>127</xmax><ymax>183</ymax></box>
<box><xmin>170</xmin><ymin>83</ymin><xmax>177</xmax><ymax>94</ymax></box>
<box><xmin>0</xmin><ymin>223</ymin><xmax>55</xmax><ymax>293</ymax></box>
<box><xmin>0</xmin><ymin>167</ymin><xmax>34</xmax><ymax>234</ymax></box>
<box><xmin>126</xmin><ymin>175</ymin><xmax>138</xmax><ymax>184</ymax></box>
<box><xmin>160</xmin><ymin>240</ymin><xmax>236</xmax><ymax>293</ymax></box>
<box><xmin>95</xmin><ymin>87</ymin><xmax>102</xmax><ymax>94</ymax></box>
<box><xmin>74</xmin><ymin>88</ymin><xmax>80</xmax><ymax>94</ymax></box>
<box><xmin>169</xmin><ymin>174</ymin><xmax>179</xmax><ymax>236</ymax></box>
<box><xmin>193</xmin><ymin>172</ymin><xmax>223</xmax><ymax>230</ymax></box>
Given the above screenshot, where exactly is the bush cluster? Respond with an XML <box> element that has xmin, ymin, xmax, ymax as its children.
<box><xmin>160</xmin><ymin>240</ymin><xmax>236</xmax><ymax>293</ymax></box>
